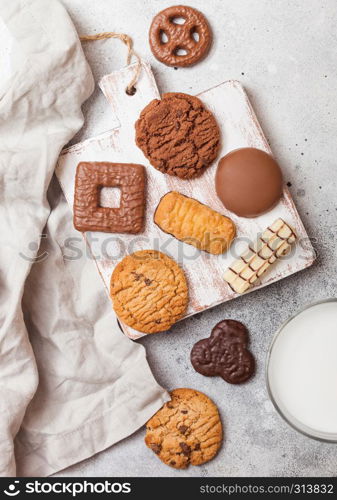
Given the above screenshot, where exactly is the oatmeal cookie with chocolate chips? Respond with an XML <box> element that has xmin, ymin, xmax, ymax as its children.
<box><xmin>145</xmin><ymin>388</ymin><xmax>222</xmax><ymax>468</ymax></box>
<box><xmin>135</xmin><ymin>93</ymin><xmax>220</xmax><ymax>179</ymax></box>
<box><xmin>110</xmin><ymin>250</ymin><xmax>188</xmax><ymax>334</ymax></box>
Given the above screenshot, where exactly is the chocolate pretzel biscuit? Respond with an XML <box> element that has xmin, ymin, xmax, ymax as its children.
<box><xmin>224</xmin><ymin>219</ymin><xmax>296</xmax><ymax>293</ymax></box>
<box><xmin>73</xmin><ymin>162</ymin><xmax>145</xmax><ymax>234</ymax></box>
<box><xmin>154</xmin><ymin>191</ymin><xmax>236</xmax><ymax>255</ymax></box>
<box><xmin>149</xmin><ymin>5</ymin><xmax>212</xmax><ymax>67</ymax></box>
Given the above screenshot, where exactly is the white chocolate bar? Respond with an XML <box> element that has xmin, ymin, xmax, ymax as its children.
<box><xmin>224</xmin><ymin>219</ymin><xmax>297</xmax><ymax>294</ymax></box>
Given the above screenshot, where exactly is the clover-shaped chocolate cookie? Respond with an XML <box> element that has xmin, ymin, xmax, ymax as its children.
<box><xmin>190</xmin><ymin>320</ymin><xmax>255</xmax><ymax>384</ymax></box>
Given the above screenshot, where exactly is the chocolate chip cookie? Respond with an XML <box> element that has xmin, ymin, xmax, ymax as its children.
<box><xmin>135</xmin><ymin>93</ymin><xmax>220</xmax><ymax>179</ymax></box>
<box><xmin>191</xmin><ymin>320</ymin><xmax>255</xmax><ymax>384</ymax></box>
<box><xmin>145</xmin><ymin>388</ymin><xmax>222</xmax><ymax>469</ymax></box>
<box><xmin>110</xmin><ymin>250</ymin><xmax>188</xmax><ymax>334</ymax></box>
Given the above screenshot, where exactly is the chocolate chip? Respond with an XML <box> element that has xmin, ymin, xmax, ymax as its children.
<box><xmin>150</xmin><ymin>444</ymin><xmax>161</xmax><ymax>454</ymax></box>
<box><xmin>144</xmin><ymin>278</ymin><xmax>152</xmax><ymax>286</ymax></box>
<box><xmin>179</xmin><ymin>442</ymin><xmax>191</xmax><ymax>456</ymax></box>
<box><xmin>194</xmin><ymin>443</ymin><xmax>201</xmax><ymax>451</ymax></box>
<box><xmin>170</xmin><ymin>460</ymin><xmax>176</xmax><ymax>465</ymax></box>
<box><xmin>155</xmin><ymin>319</ymin><xmax>161</xmax><ymax>324</ymax></box>
<box><xmin>132</xmin><ymin>272</ymin><xmax>142</xmax><ymax>281</ymax></box>
<box><xmin>178</xmin><ymin>425</ymin><xmax>188</xmax><ymax>434</ymax></box>
<box><xmin>181</xmin><ymin>410</ymin><xmax>188</xmax><ymax>414</ymax></box>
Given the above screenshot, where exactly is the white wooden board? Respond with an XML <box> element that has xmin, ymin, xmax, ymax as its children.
<box><xmin>56</xmin><ymin>61</ymin><xmax>315</xmax><ymax>339</ymax></box>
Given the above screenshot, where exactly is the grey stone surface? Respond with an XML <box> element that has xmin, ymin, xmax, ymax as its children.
<box><xmin>57</xmin><ymin>0</ymin><xmax>337</xmax><ymax>477</ymax></box>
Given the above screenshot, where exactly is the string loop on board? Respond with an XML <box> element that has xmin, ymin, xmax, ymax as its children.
<box><xmin>80</xmin><ymin>32</ymin><xmax>141</xmax><ymax>95</ymax></box>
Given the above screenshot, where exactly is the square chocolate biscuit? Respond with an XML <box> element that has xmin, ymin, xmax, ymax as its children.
<box><xmin>73</xmin><ymin>162</ymin><xmax>146</xmax><ymax>233</ymax></box>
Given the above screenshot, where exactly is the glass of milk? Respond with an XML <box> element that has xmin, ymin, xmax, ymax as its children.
<box><xmin>267</xmin><ymin>299</ymin><xmax>337</xmax><ymax>441</ymax></box>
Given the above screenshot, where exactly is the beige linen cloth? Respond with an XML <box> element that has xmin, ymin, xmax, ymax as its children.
<box><xmin>0</xmin><ymin>0</ymin><xmax>169</xmax><ymax>477</ymax></box>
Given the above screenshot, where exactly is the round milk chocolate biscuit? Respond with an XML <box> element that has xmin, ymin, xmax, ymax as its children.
<box><xmin>149</xmin><ymin>5</ymin><xmax>212</xmax><ymax>67</ymax></box>
<box><xmin>110</xmin><ymin>250</ymin><xmax>188</xmax><ymax>334</ymax></box>
<box><xmin>191</xmin><ymin>320</ymin><xmax>255</xmax><ymax>384</ymax></box>
<box><xmin>215</xmin><ymin>148</ymin><xmax>283</xmax><ymax>218</ymax></box>
<box><xmin>135</xmin><ymin>93</ymin><xmax>220</xmax><ymax>179</ymax></box>
<box><xmin>145</xmin><ymin>388</ymin><xmax>222</xmax><ymax>469</ymax></box>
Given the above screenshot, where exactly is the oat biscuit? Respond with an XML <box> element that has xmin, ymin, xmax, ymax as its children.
<box><xmin>149</xmin><ymin>5</ymin><xmax>212</xmax><ymax>67</ymax></box>
<box><xmin>135</xmin><ymin>93</ymin><xmax>220</xmax><ymax>179</ymax></box>
<box><xmin>224</xmin><ymin>218</ymin><xmax>297</xmax><ymax>293</ymax></box>
<box><xmin>73</xmin><ymin>162</ymin><xmax>145</xmax><ymax>233</ymax></box>
<box><xmin>110</xmin><ymin>250</ymin><xmax>188</xmax><ymax>333</ymax></box>
<box><xmin>145</xmin><ymin>388</ymin><xmax>222</xmax><ymax>469</ymax></box>
<box><xmin>154</xmin><ymin>191</ymin><xmax>236</xmax><ymax>254</ymax></box>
